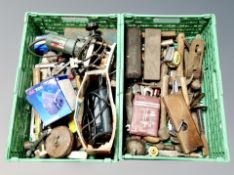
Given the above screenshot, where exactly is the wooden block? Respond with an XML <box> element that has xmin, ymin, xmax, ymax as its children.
<box><xmin>185</xmin><ymin>36</ymin><xmax>204</xmax><ymax>79</ymax></box>
<box><xmin>125</xmin><ymin>28</ymin><xmax>142</xmax><ymax>79</ymax></box>
<box><xmin>161</xmin><ymin>31</ymin><xmax>176</xmax><ymax>38</ymax></box>
<box><xmin>162</xmin><ymin>94</ymin><xmax>203</xmax><ymax>153</ymax></box>
<box><xmin>144</xmin><ymin>29</ymin><xmax>161</xmax><ymax>81</ymax></box>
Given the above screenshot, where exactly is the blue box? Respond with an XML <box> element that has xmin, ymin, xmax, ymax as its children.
<box><xmin>26</xmin><ymin>75</ymin><xmax>76</xmax><ymax>126</ymax></box>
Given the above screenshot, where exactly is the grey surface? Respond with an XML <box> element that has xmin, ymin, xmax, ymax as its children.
<box><xmin>0</xmin><ymin>0</ymin><xmax>233</xmax><ymax>174</ymax></box>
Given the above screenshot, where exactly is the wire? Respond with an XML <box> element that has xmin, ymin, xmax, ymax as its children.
<box><xmin>28</xmin><ymin>38</ymin><xmax>46</xmax><ymax>57</ymax></box>
<box><xmin>81</xmin><ymin>84</ymin><xmax>111</xmax><ymax>146</ymax></box>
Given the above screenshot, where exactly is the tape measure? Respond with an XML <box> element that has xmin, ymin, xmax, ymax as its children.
<box><xmin>167</xmin><ymin>51</ymin><xmax>181</xmax><ymax>68</ymax></box>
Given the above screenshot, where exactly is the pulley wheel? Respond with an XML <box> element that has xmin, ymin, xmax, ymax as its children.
<box><xmin>45</xmin><ymin>126</ymin><xmax>74</xmax><ymax>158</ymax></box>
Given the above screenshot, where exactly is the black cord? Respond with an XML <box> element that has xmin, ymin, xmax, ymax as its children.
<box><xmin>28</xmin><ymin>38</ymin><xmax>46</xmax><ymax>57</ymax></box>
<box><xmin>82</xmin><ymin>87</ymin><xmax>110</xmax><ymax>130</ymax></box>
<box><xmin>109</xmin><ymin>70</ymin><xmax>116</xmax><ymax>76</ymax></box>
<box><xmin>82</xmin><ymin>85</ymin><xmax>111</xmax><ymax>146</ymax></box>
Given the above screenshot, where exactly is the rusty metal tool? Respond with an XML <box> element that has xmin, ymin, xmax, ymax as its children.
<box><xmin>24</xmin><ymin>129</ymin><xmax>52</xmax><ymax>157</ymax></box>
<box><xmin>192</xmin><ymin>104</ymin><xmax>209</xmax><ymax>157</ymax></box>
<box><xmin>144</xmin><ymin>29</ymin><xmax>161</xmax><ymax>81</ymax></box>
<box><xmin>190</xmin><ymin>93</ymin><xmax>205</xmax><ymax>109</ymax></box>
<box><xmin>125</xmin><ymin>28</ymin><xmax>142</xmax><ymax>79</ymax></box>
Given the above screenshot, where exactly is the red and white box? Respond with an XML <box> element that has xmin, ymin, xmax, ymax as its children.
<box><xmin>130</xmin><ymin>94</ymin><xmax>160</xmax><ymax>137</ymax></box>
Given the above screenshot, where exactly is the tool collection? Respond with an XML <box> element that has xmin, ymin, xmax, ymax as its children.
<box><xmin>24</xmin><ymin>23</ymin><xmax>117</xmax><ymax>159</ymax></box>
<box><xmin>124</xmin><ymin>28</ymin><xmax>208</xmax><ymax>158</ymax></box>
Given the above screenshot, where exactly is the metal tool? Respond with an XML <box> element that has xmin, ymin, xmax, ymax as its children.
<box><xmin>192</xmin><ymin>104</ymin><xmax>209</xmax><ymax>157</ymax></box>
<box><xmin>132</xmin><ymin>84</ymin><xmax>141</xmax><ymax>94</ymax></box>
<box><xmin>167</xmin><ymin>51</ymin><xmax>181</xmax><ymax>68</ymax></box>
<box><xmin>45</xmin><ymin>23</ymin><xmax>99</xmax><ymax>58</ymax></box>
<box><xmin>164</xmin><ymin>47</ymin><xmax>175</xmax><ymax>62</ymax></box>
<box><xmin>190</xmin><ymin>93</ymin><xmax>205</xmax><ymax>109</ymax></box>
<box><xmin>24</xmin><ymin>129</ymin><xmax>52</xmax><ymax>157</ymax></box>
<box><xmin>168</xmin><ymin>70</ymin><xmax>193</xmax><ymax>87</ymax></box>
<box><xmin>161</xmin><ymin>39</ymin><xmax>174</xmax><ymax>47</ymax></box>
<box><xmin>143</xmin><ymin>87</ymin><xmax>154</xmax><ymax>96</ymax></box>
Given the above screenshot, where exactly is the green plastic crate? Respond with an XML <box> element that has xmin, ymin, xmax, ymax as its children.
<box><xmin>6</xmin><ymin>12</ymin><xmax>230</xmax><ymax>163</ymax></box>
<box><xmin>6</xmin><ymin>12</ymin><xmax>121</xmax><ymax>163</ymax></box>
<box><xmin>118</xmin><ymin>14</ymin><xmax>230</xmax><ymax>162</ymax></box>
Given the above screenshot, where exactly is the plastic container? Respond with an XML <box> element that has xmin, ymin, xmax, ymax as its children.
<box><xmin>6</xmin><ymin>12</ymin><xmax>121</xmax><ymax>163</ymax></box>
<box><xmin>118</xmin><ymin>14</ymin><xmax>230</xmax><ymax>162</ymax></box>
<box><xmin>7</xmin><ymin>13</ymin><xmax>230</xmax><ymax>163</ymax></box>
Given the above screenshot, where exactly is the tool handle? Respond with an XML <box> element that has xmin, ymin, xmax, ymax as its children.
<box><xmin>32</xmin><ymin>68</ymin><xmax>42</xmax><ymax>140</ymax></box>
<box><xmin>33</xmin><ymin>68</ymin><xmax>41</xmax><ymax>85</ymax></box>
<box><xmin>176</xmin><ymin>33</ymin><xmax>185</xmax><ymax>77</ymax></box>
<box><xmin>159</xmin><ymin>75</ymin><xmax>170</xmax><ymax>140</ymax></box>
<box><xmin>160</xmin><ymin>75</ymin><xmax>169</xmax><ymax>128</ymax></box>
<box><xmin>180</xmin><ymin>76</ymin><xmax>190</xmax><ymax>106</ymax></box>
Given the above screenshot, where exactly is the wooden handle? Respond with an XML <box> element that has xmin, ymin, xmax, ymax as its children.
<box><xmin>160</xmin><ymin>75</ymin><xmax>169</xmax><ymax>127</ymax></box>
<box><xmin>176</xmin><ymin>33</ymin><xmax>185</xmax><ymax>77</ymax></box>
<box><xmin>32</xmin><ymin>68</ymin><xmax>41</xmax><ymax>140</ymax></box>
<box><xmin>33</xmin><ymin>68</ymin><xmax>41</xmax><ymax>85</ymax></box>
<box><xmin>158</xmin><ymin>75</ymin><xmax>169</xmax><ymax>140</ymax></box>
<box><xmin>180</xmin><ymin>76</ymin><xmax>190</xmax><ymax>106</ymax></box>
